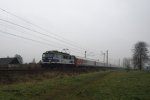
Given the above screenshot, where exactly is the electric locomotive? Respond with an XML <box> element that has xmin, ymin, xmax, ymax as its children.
<box><xmin>41</xmin><ymin>50</ymin><xmax>105</xmax><ymax>68</ymax></box>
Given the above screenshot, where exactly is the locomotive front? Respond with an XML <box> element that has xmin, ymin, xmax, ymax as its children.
<box><xmin>42</xmin><ymin>51</ymin><xmax>59</xmax><ymax>64</ymax></box>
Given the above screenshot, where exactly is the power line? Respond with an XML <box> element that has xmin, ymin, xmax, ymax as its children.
<box><xmin>0</xmin><ymin>30</ymin><xmax>57</xmax><ymax>47</ymax></box>
<box><xmin>0</xmin><ymin>19</ymin><xmax>85</xmax><ymax>52</ymax></box>
<box><xmin>0</xmin><ymin>29</ymin><xmax>83</xmax><ymax>55</ymax></box>
<box><xmin>0</xmin><ymin>23</ymin><xmax>84</xmax><ymax>53</ymax></box>
<box><xmin>0</xmin><ymin>8</ymin><xmax>86</xmax><ymax>51</ymax></box>
<box><xmin>106</xmin><ymin>50</ymin><xmax>108</xmax><ymax>67</ymax></box>
<box><xmin>0</xmin><ymin>8</ymin><xmax>104</xmax><ymax>58</ymax></box>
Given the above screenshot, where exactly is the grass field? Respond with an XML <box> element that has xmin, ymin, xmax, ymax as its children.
<box><xmin>0</xmin><ymin>70</ymin><xmax>150</xmax><ymax>100</ymax></box>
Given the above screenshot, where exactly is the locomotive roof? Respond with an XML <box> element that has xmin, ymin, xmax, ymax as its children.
<box><xmin>44</xmin><ymin>50</ymin><xmax>73</xmax><ymax>56</ymax></box>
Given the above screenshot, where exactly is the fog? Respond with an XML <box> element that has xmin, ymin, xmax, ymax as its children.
<box><xmin>0</xmin><ymin>0</ymin><xmax>150</xmax><ymax>64</ymax></box>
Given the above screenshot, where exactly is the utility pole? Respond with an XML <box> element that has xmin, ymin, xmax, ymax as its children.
<box><xmin>106</xmin><ymin>50</ymin><xmax>108</xmax><ymax>67</ymax></box>
<box><xmin>102</xmin><ymin>53</ymin><xmax>105</xmax><ymax>66</ymax></box>
<box><xmin>119</xmin><ymin>59</ymin><xmax>120</xmax><ymax>67</ymax></box>
<box><xmin>85</xmin><ymin>51</ymin><xmax>87</xmax><ymax>58</ymax></box>
<box><xmin>101</xmin><ymin>51</ymin><xmax>106</xmax><ymax>66</ymax></box>
<box><xmin>104</xmin><ymin>53</ymin><xmax>105</xmax><ymax>63</ymax></box>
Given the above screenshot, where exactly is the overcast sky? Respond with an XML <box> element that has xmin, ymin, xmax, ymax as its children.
<box><xmin>0</xmin><ymin>0</ymin><xmax>150</xmax><ymax>64</ymax></box>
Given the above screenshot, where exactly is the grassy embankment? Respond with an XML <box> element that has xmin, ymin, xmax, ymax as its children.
<box><xmin>0</xmin><ymin>70</ymin><xmax>150</xmax><ymax>100</ymax></box>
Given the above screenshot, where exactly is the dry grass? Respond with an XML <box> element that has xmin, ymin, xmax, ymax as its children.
<box><xmin>0</xmin><ymin>70</ymin><xmax>150</xmax><ymax>100</ymax></box>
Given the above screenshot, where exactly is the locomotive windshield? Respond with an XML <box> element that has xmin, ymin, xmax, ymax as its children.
<box><xmin>42</xmin><ymin>53</ymin><xmax>54</xmax><ymax>58</ymax></box>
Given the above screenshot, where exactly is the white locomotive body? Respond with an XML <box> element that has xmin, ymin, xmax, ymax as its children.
<box><xmin>42</xmin><ymin>51</ymin><xmax>75</xmax><ymax>65</ymax></box>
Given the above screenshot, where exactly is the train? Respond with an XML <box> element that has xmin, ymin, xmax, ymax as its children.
<box><xmin>41</xmin><ymin>50</ymin><xmax>106</xmax><ymax>68</ymax></box>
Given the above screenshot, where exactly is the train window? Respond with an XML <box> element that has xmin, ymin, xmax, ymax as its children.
<box><xmin>63</xmin><ymin>55</ymin><xmax>67</xmax><ymax>59</ymax></box>
<box><xmin>43</xmin><ymin>53</ymin><xmax>49</xmax><ymax>57</ymax></box>
<box><xmin>64</xmin><ymin>55</ymin><xmax>70</xmax><ymax>59</ymax></box>
<box><xmin>49</xmin><ymin>53</ymin><xmax>54</xmax><ymax>57</ymax></box>
<box><xmin>69</xmin><ymin>56</ymin><xmax>71</xmax><ymax>59</ymax></box>
<box><xmin>71</xmin><ymin>56</ymin><xmax>74</xmax><ymax>59</ymax></box>
<box><xmin>55</xmin><ymin>54</ymin><xmax>61</xmax><ymax>58</ymax></box>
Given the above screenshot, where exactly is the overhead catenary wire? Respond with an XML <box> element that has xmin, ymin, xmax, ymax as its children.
<box><xmin>0</xmin><ymin>8</ymin><xmax>104</xmax><ymax>58</ymax></box>
<box><xmin>0</xmin><ymin>29</ymin><xmax>83</xmax><ymax>55</ymax></box>
<box><xmin>0</xmin><ymin>8</ymin><xmax>102</xmax><ymax>55</ymax></box>
<box><xmin>0</xmin><ymin>7</ymin><xmax>86</xmax><ymax>51</ymax></box>
<box><xmin>0</xmin><ymin>22</ymin><xmax>84</xmax><ymax>53</ymax></box>
<box><xmin>0</xmin><ymin>29</ymin><xmax>58</xmax><ymax>48</ymax></box>
<box><xmin>0</xmin><ymin>18</ymin><xmax>101</xmax><ymax>58</ymax></box>
<box><xmin>0</xmin><ymin>19</ymin><xmax>85</xmax><ymax>53</ymax></box>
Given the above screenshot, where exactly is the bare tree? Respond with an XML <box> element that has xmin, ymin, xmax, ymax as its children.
<box><xmin>133</xmin><ymin>41</ymin><xmax>149</xmax><ymax>70</ymax></box>
<box><xmin>15</xmin><ymin>54</ymin><xmax>23</xmax><ymax>64</ymax></box>
<box><xmin>123</xmin><ymin>58</ymin><xmax>131</xmax><ymax>71</ymax></box>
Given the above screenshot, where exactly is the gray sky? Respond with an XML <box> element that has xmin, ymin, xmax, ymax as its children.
<box><xmin>0</xmin><ymin>0</ymin><xmax>150</xmax><ymax>64</ymax></box>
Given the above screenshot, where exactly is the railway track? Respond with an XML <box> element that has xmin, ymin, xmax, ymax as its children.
<box><xmin>0</xmin><ymin>63</ymin><xmax>122</xmax><ymax>72</ymax></box>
